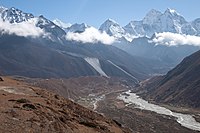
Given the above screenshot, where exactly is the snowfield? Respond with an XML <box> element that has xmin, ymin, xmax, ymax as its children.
<box><xmin>84</xmin><ymin>57</ymin><xmax>109</xmax><ymax>78</ymax></box>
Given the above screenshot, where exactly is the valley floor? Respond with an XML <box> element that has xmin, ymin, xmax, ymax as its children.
<box><xmin>95</xmin><ymin>90</ymin><xmax>200</xmax><ymax>133</ymax></box>
<box><xmin>23</xmin><ymin>76</ymin><xmax>200</xmax><ymax>133</ymax></box>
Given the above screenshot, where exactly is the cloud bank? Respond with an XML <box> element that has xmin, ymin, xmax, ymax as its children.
<box><xmin>0</xmin><ymin>18</ymin><xmax>46</xmax><ymax>38</ymax></box>
<box><xmin>152</xmin><ymin>32</ymin><xmax>200</xmax><ymax>46</ymax></box>
<box><xmin>66</xmin><ymin>27</ymin><xmax>115</xmax><ymax>44</ymax></box>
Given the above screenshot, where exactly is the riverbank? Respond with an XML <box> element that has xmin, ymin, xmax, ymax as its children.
<box><xmin>118</xmin><ymin>90</ymin><xmax>200</xmax><ymax>132</ymax></box>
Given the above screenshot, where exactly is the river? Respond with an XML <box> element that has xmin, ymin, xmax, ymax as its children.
<box><xmin>118</xmin><ymin>90</ymin><xmax>200</xmax><ymax>131</ymax></box>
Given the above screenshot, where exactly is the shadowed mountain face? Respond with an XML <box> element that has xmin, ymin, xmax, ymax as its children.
<box><xmin>0</xmin><ymin>33</ymin><xmax>162</xmax><ymax>81</ymax></box>
<box><xmin>114</xmin><ymin>37</ymin><xmax>200</xmax><ymax>70</ymax></box>
<box><xmin>0</xmin><ymin>34</ymin><xmax>99</xmax><ymax>78</ymax></box>
<box><xmin>1</xmin><ymin>6</ymin><xmax>200</xmax><ymax>81</ymax></box>
<box><xmin>138</xmin><ymin>50</ymin><xmax>200</xmax><ymax>108</ymax></box>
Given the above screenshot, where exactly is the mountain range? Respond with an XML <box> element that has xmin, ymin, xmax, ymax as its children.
<box><xmin>2</xmin><ymin>6</ymin><xmax>200</xmax><ymax>42</ymax></box>
<box><xmin>0</xmin><ymin>6</ymin><xmax>161</xmax><ymax>82</ymax></box>
<box><xmin>52</xmin><ymin>8</ymin><xmax>200</xmax><ymax>69</ymax></box>
<box><xmin>99</xmin><ymin>8</ymin><xmax>200</xmax><ymax>40</ymax></box>
<box><xmin>35</xmin><ymin>8</ymin><xmax>200</xmax><ymax>43</ymax></box>
<box><xmin>0</xmin><ymin>6</ymin><xmax>200</xmax><ymax>81</ymax></box>
<box><xmin>1</xmin><ymin>5</ymin><xmax>200</xmax><ymax>133</ymax></box>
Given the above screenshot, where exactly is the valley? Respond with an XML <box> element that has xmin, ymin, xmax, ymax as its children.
<box><xmin>0</xmin><ymin>3</ymin><xmax>200</xmax><ymax>133</ymax></box>
<box><xmin>20</xmin><ymin>76</ymin><xmax>200</xmax><ymax>133</ymax></box>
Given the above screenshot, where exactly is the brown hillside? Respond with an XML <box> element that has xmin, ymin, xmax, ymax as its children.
<box><xmin>138</xmin><ymin>50</ymin><xmax>200</xmax><ymax>108</ymax></box>
<box><xmin>0</xmin><ymin>77</ymin><xmax>130</xmax><ymax>133</ymax></box>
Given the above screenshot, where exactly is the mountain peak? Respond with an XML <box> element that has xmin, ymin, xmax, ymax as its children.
<box><xmin>72</xmin><ymin>23</ymin><xmax>89</xmax><ymax>29</ymax></box>
<box><xmin>1</xmin><ymin>6</ymin><xmax>34</xmax><ymax>23</ymax></box>
<box><xmin>163</xmin><ymin>8</ymin><xmax>187</xmax><ymax>25</ymax></box>
<box><xmin>99</xmin><ymin>18</ymin><xmax>120</xmax><ymax>30</ymax></box>
<box><xmin>105</xmin><ymin>18</ymin><xmax>118</xmax><ymax>24</ymax></box>
<box><xmin>147</xmin><ymin>9</ymin><xmax>161</xmax><ymax>15</ymax></box>
<box><xmin>99</xmin><ymin>18</ymin><xmax>125</xmax><ymax>37</ymax></box>
<box><xmin>0</xmin><ymin>6</ymin><xmax>6</xmax><ymax>9</ymax></box>
<box><xmin>143</xmin><ymin>9</ymin><xmax>162</xmax><ymax>24</ymax></box>
<box><xmin>66</xmin><ymin>23</ymin><xmax>90</xmax><ymax>33</ymax></box>
<box><xmin>101</xmin><ymin>19</ymin><xmax>121</xmax><ymax>27</ymax></box>
<box><xmin>0</xmin><ymin>6</ymin><xmax>7</xmax><ymax>14</ymax></box>
<box><xmin>52</xmin><ymin>19</ymin><xmax>71</xmax><ymax>29</ymax></box>
<box><xmin>80</xmin><ymin>23</ymin><xmax>88</xmax><ymax>27</ymax></box>
<box><xmin>164</xmin><ymin>8</ymin><xmax>180</xmax><ymax>16</ymax></box>
<box><xmin>144</xmin><ymin>9</ymin><xmax>162</xmax><ymax>17</ymax></box>
<box><xmin>10</xmin><ymin>7</ymin><xmax>16</xmax><ymax>10</ymax></box>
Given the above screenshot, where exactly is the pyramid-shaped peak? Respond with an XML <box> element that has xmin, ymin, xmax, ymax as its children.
<box><xmin>147</xmin><ymin>9</ymin><xmax>162</xmax><ymax>14</ymax></box>
<box><xmin>164</xmin><ymin>8</ymin><xmax>180</xmax><ymax>15</ymax></box>
<box><xmin>102</xmin><ymin>18</ymin><xmax>119</xmax><ymax>25</ymax></box>
<box><xmin>143</xmin><ymin>9</ymin><xmax>162</xmax><ymax>24</ymax></box>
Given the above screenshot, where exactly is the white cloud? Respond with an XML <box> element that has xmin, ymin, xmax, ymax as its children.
<box><xmin>152</xmin><ymin>32</ymin><xmax>200</xmax><ymax>46</ymax></box>
<box><xmin>0</xmin><ymin>18</ymin><xmax>46</xmax><ymax>38</ymax></box>
<box><xmin>65</xmin><ymin>27</ymin><xmax>115</xmax><ymax>44</ymax></box>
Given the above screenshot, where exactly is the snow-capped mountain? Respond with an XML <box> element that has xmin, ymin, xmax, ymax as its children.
<box><xmin>1</xmin><ymin>6</ymin><xmax>200</xmax><ymax>43</ymax></box>
<box><xmin>99</xmin><ymin>19</ymin><xmax>125</xmax><ymax>37</ymax></box>
<box><xmin>99</xmin><ymin>19</ymin><xmax>136</xmax><ymax>41</ymax></box>
<box><xmin>1</xmin><ymin>5</ymin><xmax>200</xmax><ymax>81</ymax></box>
<box><xmin>0</xmin><ymin>6</ymin><xmax>66</xmax><ymax>43</ymax></box>
<box><xmin>124</xmin><ymin>8</ymin><xmax>189</xmax><ymax>37</ymax></box>
<box><xmin>0</xmin><ymin>6</ymin><xmax>7</xmax><ymax>14</ymax></box>
<box><xmin>52</xmin><ymin>19</ymin><xmax>72</xmax><ymax>36</ymax></box>
<box><xmin>53</xmin><ymin>19</ymin><xmax>71</xmax><ymax>30</ymax></box>
<box><xmin>0</xmin><ymin>7</ymin><xmax>34</xmax><ymax>23</ymax></box>
<box><xmin>99</xmin><ymin>8</ymin><xmax>200</xmax><ymax>41</ymax></box>
<box><xmin>36</xmin><ymin>15</ymin><xmax>66</xmax><ymax>39</ymax></box>
<box><xmin>159</xmin><ymin>8</ymin><xmax>187</xmax><ymax>33</ymax></box>
<box><xmin>192</xmin><ymin>18</ymin><xmax>200</xmax><ymax>35</ymax></box>
<box><xmin>0</xmin><ymin>6</ymin><xmax>159</xmax><ymax>80</ymax></box>
<box><xmin>66</xmin><ymin>23</ymin><xmax>90</xmax><ymax>33</ymax></box>
<box><xmin>143</xmin><ymin>9</ymin><xmax>162</xmax><ymax>25</ymax></box>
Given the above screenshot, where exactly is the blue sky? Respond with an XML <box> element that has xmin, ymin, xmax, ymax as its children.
<box><xmin>1</xmin><ymin>0</ymin><xmax>200</xmax><ymax>27</ymax></box>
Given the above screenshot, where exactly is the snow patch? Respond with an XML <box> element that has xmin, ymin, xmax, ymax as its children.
<box><xmin>84</xmin><ymin>57</ymin><xmax>109</xmax><ymax>77</ymax></box>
